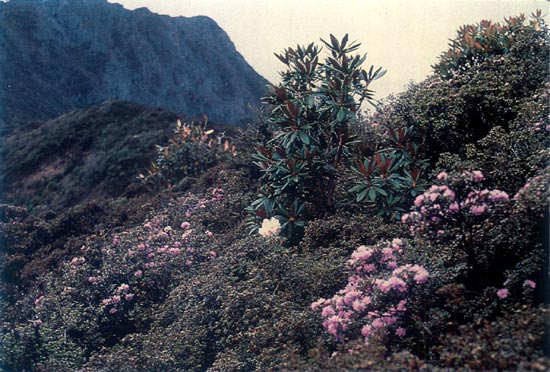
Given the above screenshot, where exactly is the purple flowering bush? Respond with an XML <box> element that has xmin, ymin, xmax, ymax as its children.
<box><xmin>5</xmin><ymin>189</ymin><xmax>226</xmax><ymax>371</ymax></box>
<box><xmin>308</xmin><ymin>164</ymin><xmax>548</xmax><ymax>367</ymax></box>
<box><xmin>403</xmin><ymin>169</ymin><xmax>546</xmax><ymax>299</ymax></box>
<box><xmin>80</xmin><ymin>212</ymin><xmax>406</xmax><ymax>371</ymax></box>
<box><xmin>411</xmin><ymin>170</ymin><xmax>547</xmax><ymax>361</ymax></box>
<box><xmin>312</xmin><ymin>239</ymin><xmax>431</xmax><ymax>352</ymax></box>
<box><xmin>402</xmin><ymin>170</ymin><xmax>510</xmax><ymax>239</ymax></box>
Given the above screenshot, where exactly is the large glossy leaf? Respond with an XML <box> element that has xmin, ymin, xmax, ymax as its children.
<box><xmin>368</xmin><ymin>188</ymin><xmax>377</xmax><ymax>201</ymax></box>
<box><xmin>337</xmin><ymin>107</ymin><xmax>347</xmax><ymax>122</ymax></box>
<box><xmin>298</xmin><ymin>131</ymin><xmax>310</xmax><ymax>145</ymax></box>
<box><xmin>356</xmin><ymin>189</ymin><xmax>368</xmax><ymax>202</ymax></box>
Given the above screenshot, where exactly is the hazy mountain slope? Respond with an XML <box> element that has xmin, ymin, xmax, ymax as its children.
<box><xmin>1</xmin><ymin>100</ymin><xmax>198</xmax><ymax>212</ymax></box>
<box><xmin>0</xmin><ymin>0</ymin><xmax>267</xmax><ymax>131</ymax></box>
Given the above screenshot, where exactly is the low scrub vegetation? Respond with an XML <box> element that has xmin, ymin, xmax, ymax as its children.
<box><xmin>1</xmin><ymin>11</ymin><xmax>548</xmax><ymax>372</ymax></box>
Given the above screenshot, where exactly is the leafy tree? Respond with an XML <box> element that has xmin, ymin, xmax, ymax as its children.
<box><xmin>349</xmin><ymin>125</ymin><xmax>428</xmax><ymax>219</ymax></box>
<box><xmin>248</xmin><ymin>34</ymin><xmax>386</xmax><ymax>236</ymax></box>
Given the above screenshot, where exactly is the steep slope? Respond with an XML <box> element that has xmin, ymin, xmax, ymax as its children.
<box><xmin>0</xmin><ymin>0</ymin><xmax>267</xmax><ymax>131</ymax></box>
<box><xmin>0</xmin><ymin>100</ymin><xmax>239</xmax><ymax>212</ymax></box>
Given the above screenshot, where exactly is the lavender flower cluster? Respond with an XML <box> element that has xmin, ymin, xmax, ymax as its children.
<box><xmin>312</xmin><ymin>238</ymin><xmax>429</xmax><ymax>345</ymax></box>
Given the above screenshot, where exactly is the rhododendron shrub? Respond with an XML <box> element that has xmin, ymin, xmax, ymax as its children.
<box><xmin>312</xmin><ymin>239</ymin><xmax>430</xmax><ymax>350</ymax></box>
<box><xmin>66</xmin><ymin>189</ymin><xmax>223</xmax><ymax>307</ymax></box>
<box><xmin>403</xmin><ymin>169</ymin><xmax>548</xmax><ymax>321</ymax></box>
<box><xmin>311</xmin><ymin>168</ymin><xmax>549</xmax><ymax>363</ymax></box>
<box><xmin>248</xmin><ymin>34</ymin><xmax>389</xmax><ymax>239</ymax></box>
<box><xmin>80</xmin><ymin>214</ymin><xmax>400</xmax><ymax>371</ymax></box>
<box><xmin>436</xmin><ymin>305</ymin><xmax>550</xmax><ymax>370</ymax></box>
<box><xmin>513</xmin><ymin>171</ymin><xmax>549</xmax><ymax>210</ymax></box>
<box><xmin>372</xmin><ymin>13</ymin><xmax>549</xmax><ymax>163</ymax></box>
<box><xmin>406</xmin><ymin>171</ymin><xmax>507</xmax><ymax>232</ymax></box>
<box><xmin>432</xmin><ymin>82</ymin><xmax>549</xmax><ymax>197</ymax></box>
<box><xmin>402</xmin><ymin>169</ymin><xmax>541</xmax><ymax>271</ymax></box>
<box><xmin>139</xmin><ymin>119</ymin><xmax>237</xmax><ymax>190</ymax></box>
<box><xmin>349</xmin><ymin>126</ymin><xmax>428</xmax><ymax>220</ymax></box>
<box><xmin>17</xmin><ymin>189</ymin><xmax>224</xmax><ymax>371</ymax></box>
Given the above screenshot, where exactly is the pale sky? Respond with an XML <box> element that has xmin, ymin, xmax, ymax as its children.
<box><xmin>108</xmin><ymin>0</ymin><xmax>548</xmax><ymax>99</ymax></box>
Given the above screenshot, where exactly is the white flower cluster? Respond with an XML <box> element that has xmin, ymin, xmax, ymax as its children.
<box><xmin>258</xmin><ymin>217</ymin><xmax>281</xmax><ymax>237</ymax></box>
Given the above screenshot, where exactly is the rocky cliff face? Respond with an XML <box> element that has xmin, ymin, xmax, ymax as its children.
<box><xmin>0</xmin><ymin>0</ymin><xmax>267</xmax><ymax>130</ymax></box>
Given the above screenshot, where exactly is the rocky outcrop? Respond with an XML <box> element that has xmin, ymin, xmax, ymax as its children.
<box><xmin>0</xmin><ymin>0</ymin><xmax>267</xmax><ymax>131</ymax></box>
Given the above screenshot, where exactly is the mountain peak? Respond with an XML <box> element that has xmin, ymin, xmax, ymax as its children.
<box><xmin>0</xmin><ymin>0</ymin><xmax>267</xmax><ymax>129</ymax></box>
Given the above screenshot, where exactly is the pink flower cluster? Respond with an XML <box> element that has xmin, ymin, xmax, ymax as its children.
<box><xmin>102</xmin><ymin>295</ymin><xmax>120</xmax><ymax>306</ymax></box>
<box><xmin>101</xmin><ymin>283</ymin><xmax>135</xmax><ymax>314</ymax></box>
<box><xmin>402</xmin><ymin>184</ymin><xmax>459</xmax><ymax>234</ymax></box>
<box><xmin>496</xmin><ymin>279</ymin><xmax>537</xmax><ymax>300</ymax></box>
<box><xmin>34</xmin><ymin>296</ymin><xmax>45</xmax><ymax>308</ymax></box>
<box><xmin>496</xmin><ymin>288</ymin><xmax>509</xmax><ymax>299</ymax></box>
<box><xmin>71</xmin><ymin>188</ymin><xmax>224</xmax><ymax>317</ymax></box>
<box><xmin>402</xmin><ymin>171</ymin><xmax>510</xmax><ymax>236</ymax></box>
<box><xmin>126</xmin><ymin>209</ymin><xmax>217</xmax><ymax>274</ymax></box>
<box><xmin>312</xmin><ymin>239</ymin><xmax>429</xmax><ymax>344</ymax></box>
<box><xmin>70</xmin><ymin>256</ymin><xmax>86</xmax><ymax>266</ymax></box>
<box><xmin>523</xmin><ymin>279</ymin><xmax>536</xmax><ymax>289</ymax></box>
<box><xmin>462</xmin><ymin>170</ymin><xmax>485</xmax><ymax>183</ymax></box>
<box><xmin>212</xmin><ymin>188</ymin><xmax>224</xmax><ymax>201</ymax></box>
<box><xmin>184</xmin><ymin>188</ymin><xmax>224</xmax><ymax>218</ymax></box>
<box><xmin>462</xmin><ymin>189</ymin><xmax>509</xmax><ymax>216</ymax></box>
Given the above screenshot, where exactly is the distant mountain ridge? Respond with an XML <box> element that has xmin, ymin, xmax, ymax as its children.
<box><xmin>0</xmin><ymin>0</ymin><xmax>267</xmax><ymax>130</ymax></box>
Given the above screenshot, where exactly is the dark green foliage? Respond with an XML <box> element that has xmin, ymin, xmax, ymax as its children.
<box><xmin>433</xmin><ymin>11</ymin><xmax>547</xmax><ymax>80</ymax></box>
<box><xmin>300</xmin><ymin>214</ymin><xmax>407</xmax><ymax>254</ymax></box>
<box><xmin>249</xmin><ymin>35</ymin><xmax>386</xmax><ymax>235</ymax></box>
<box><xmin>0</xmin><ymin>194</ymin><xmax>169</xmax><ymax>315</ymax></box>
<box><xmin>0</xmin><ymin>204</ymin><xmax>54</xmax><ymax>307</ymax></box>
<box><xmin>284</xmin><ymin>339</ymin><xmax>428</xmax><ymax>372</ymax></box>
<box><xmin>349</xmin><ymin>126</ymin><xmax>428</xmax><ymax>219</ymax></box>
<box><xmin>437</xmin><ymin>305</ymin><xmax>550</xmax><ymax>371</ymax></box>
<box><xmin>374</xmin><ymin>13</ymin><xmax>549</xmax><ymax>163</ymax></box>
<box><xmin>436</xmin><ymin>83</ymin><xmax>549</xmax><ymax>194</ymax></box>
<box><xmin>249</xmin><ymin>34</ymin><xmax>426</xmax><ymax>238</ymax></box>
